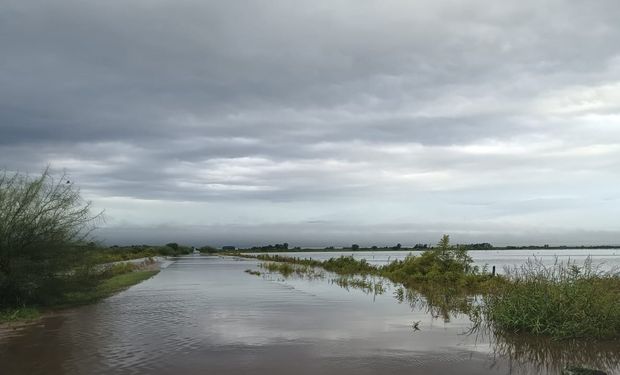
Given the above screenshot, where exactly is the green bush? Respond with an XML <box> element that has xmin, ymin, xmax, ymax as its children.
<box><xmin>0</xmin><ymin>168</ymin><xmax>101</xmax><ymax>308</ymax></box>
<box><xmin>323</xmin><ymin>256</ymin><xmax>375</xmax><ymax>275</ymax></box>
<box><xmin>482</xmin><ymin>258</ymin><xmax>620</xmax><ymax>339</ymax></box>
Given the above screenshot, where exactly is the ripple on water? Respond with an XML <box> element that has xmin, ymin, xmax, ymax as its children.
<box><xmin>1</xmin><ymin>256</ymin><xmax>618</xmax><ymax>375</ymax></box>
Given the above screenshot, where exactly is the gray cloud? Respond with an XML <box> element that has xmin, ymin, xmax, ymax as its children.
<box><xmin>1</xmin><ymin>0</ymin><xmax>620</xmax><ymax>245</ymax></box>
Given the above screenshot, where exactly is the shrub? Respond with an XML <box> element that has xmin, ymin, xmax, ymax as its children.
<box><xmin>482</xmin><ymin>258</ymin><xmax>620</xmax><ymax>339</ymax></box>
<box><xmin>0</xmin><ymin>168</ymin><xmax>101</xmax><ymax>307</ymax></box>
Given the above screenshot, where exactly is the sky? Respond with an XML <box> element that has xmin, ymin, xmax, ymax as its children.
<box><xmin>1</xmin><ymin>0</ymin><xmax>620</xmax><ymax>247</ymax></box>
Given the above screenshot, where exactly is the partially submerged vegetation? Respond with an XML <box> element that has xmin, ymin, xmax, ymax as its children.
<box><xmin>259</xmin><ymin>262</ymin><xmax>324</xmax><ymax>279</ymax></box>
<box><xmin>380</xmin><ymin>234</ymin><xmax>492</xmax><ymax>288</ymax></box>
<box><xmin>481</xmin><ymin>258</ymin><xmax>620</xmax><ymax>339</ymax></box>
<box><xmin>244</xmin><ymin>269</ymin><xmax>262</xmax><ymax>276</ymax></box>
<box><xmin>252</xmin><ymin>235</ymin><xmax>493</xmax><ymax>289</ymax></box>
<box><xmin>246</xmin><ymin>235</ymin><xmax>620</xmax><ymax>340</ymax></box>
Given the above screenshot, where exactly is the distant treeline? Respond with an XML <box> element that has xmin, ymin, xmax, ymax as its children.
<box><xmin>208</xmin><ymin>242</ymin><xmax>619</xmax><ymax>253</ymax></box>
<box><xmin>102</xmin><ymin>242</ymin><xmax>620</xmax><ymax>255</ymax></box>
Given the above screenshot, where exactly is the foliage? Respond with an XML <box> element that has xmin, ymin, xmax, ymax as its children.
<box><xmin>199</xmin><ymin>246</ymin><xmax>218</xmax><ymax>254</ymax></box>
<box><xmin>323</xmin><ymin>256</ymin><xmax>374</xmax><ymax>274</ymax></box>
<box><xmin>260</xmin><ymin>262</ymin><xmax>295</xmax><ymax>276</ymax></box>
<box><xmin>93</xmin><ymin>244</ymin><xmax>192</xmax><ymax>261</ymax></box>
<box><xmin>60</xmin><ymin>271</ymin><xmax>158</xmax><ymax>307</ymax></box>
<box><xmin>165</xmin><ymin>242</ymin><xmax>179</xmax><ymax>251</ymax></box>
<box><xmin>380</xmin><ymin>235</ymin><xmax>487</xmax><ymax>286</ymax></box>
<box><xmin>250</xmin><ymin>243</ymin><xmax>289</xmax><ymax>251</ymax></box>
<box><xmin>0</xmin><ymin>306</ymin><xmax>40</xmax><ymax>323</ymax></box>
<box><xmin>244</xmin><ymin>269</ymin><xmax>261</xmax><ymax>276</ymax></box>
<box><xmin>103</xmin><ymin>262</ymin><xmax>138</xmax><ymax>276</ymax></box>
<box><xmin>457</xmin><ymin>242</ymin><xmax>493</xmax><ymax>250</ymax></box>
<box><xmin>253</xmin><ymin>235</ymin><xmax>488</xmax><ymax>286</ymax></box>
<box><xmin>0</xmin><ymin>168</ymin><xmax>102</xmax><ymax>308</ymax></box>
<box><xmin>243</xmin><ymin>237</ymin><xmax>620</xmax><ymax>340</ymax></box>
<box><xmin>481</xmin><ymin>258</ymin><xmax>620</xmax><ymax>339</ymax></box>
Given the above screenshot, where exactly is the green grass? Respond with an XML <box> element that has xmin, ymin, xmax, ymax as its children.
<box><xmin>1</xmin><ymin>266</ymin><xmax>159</xmax><ymax>324</ymax></box>
<box><xmin>0</xmin><ymin>307</ymin><xmax>40</xmax><ymax>323</ymax></box>
<box><xmin>260</xmin><ymin>262</ymin><xmax>295</xmax><ymax>276</ymax></box>
<box><xmin>481</xmin><ymin>258</ymin><xmax>620</xmax><ymax>339</ymax></box>
<box><xmin>61</xmin><ymin>270</ymin><xmax>159</xmax><ymax>307</ymax></box>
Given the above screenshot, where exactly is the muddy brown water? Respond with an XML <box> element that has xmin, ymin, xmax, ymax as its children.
<box><xmin>1</xmin><ymin>256</ymin><xmax>618</xmax><ymax>375</ymax></box>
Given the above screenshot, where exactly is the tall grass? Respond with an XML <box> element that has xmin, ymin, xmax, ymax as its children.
<box><xmin>482</xmin><ymin>257</ymin><xmax>620</xmax><ymax>339</ymax></box>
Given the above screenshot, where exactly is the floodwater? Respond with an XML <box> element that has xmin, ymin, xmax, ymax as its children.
<box><xmin>264</xmin><ymin>249</ymin><xmax>620</xmax><ymax>273</ymax></box>
<box><xmin>1</xmin><ymin>255</ymin><xmax>619</xmax><ymax>375</ymax></box>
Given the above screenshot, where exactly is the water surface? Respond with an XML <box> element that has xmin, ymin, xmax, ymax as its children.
<box><xmin>1</xmin><ymin>255</ymin><xmax>618</xmax><ymax>374</ymax></box>
<box><xmin>262</xmin><ymin>249</ymin><xmax>620</xmax><ymax>273</ymax></box>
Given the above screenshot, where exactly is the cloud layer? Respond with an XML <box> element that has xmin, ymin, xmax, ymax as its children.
<box><xmin>2</xmin><ymin>0</ymin><xmax>620</xmax><ymax>246</ymax></box>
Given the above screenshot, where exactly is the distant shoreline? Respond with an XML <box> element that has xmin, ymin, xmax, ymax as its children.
<box><xmin>234</xmin><ymin>245</ymin><xmax>620</xmax><ymax>253</ymax></box>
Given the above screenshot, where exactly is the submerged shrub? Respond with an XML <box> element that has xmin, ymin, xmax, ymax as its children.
<box><xmin>380</xmin><ymin>235</ymin><xmax>488</xmax><ymax>286</ymax></box>
<box><xmin>261</xmin><ymin>262</ymin><xmax>295</xmax><ymax>276</ymax></box>
<box><xmin>322</xmin><ymin>256</ymin><xmax>375</xmax><ymax>275</ymax></box>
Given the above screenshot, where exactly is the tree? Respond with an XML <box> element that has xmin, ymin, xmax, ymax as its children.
<box><xmin>436</xmin><ymin>234</ymin><xmax>453</xmax><ymax>265</ymax></box>
<box><xmin>351</xmin><ymin>244</ymin><xmax>360</xmax><ymax>251</ymax></box>
<box><xmin>0</xmin><ymin>167</ymin><xmax>102</xmax><ymax>307</ymax></box>
<box><xmin>433</xmin><ymin>234</ymin><xmax>472</xmax><ymax>273</ymax></box>
<box><xmin>165</xmin><ymin>242</ymin><xmax>179</xmax><ymax>251</ymax></box>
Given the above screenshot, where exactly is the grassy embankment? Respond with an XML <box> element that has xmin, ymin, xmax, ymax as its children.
<box><xmin>1</xmin><ymin>262</ymin><xmax>158</xmax><ymax>324</ymax></box>
<box><xmin>240</xmin><ymin>238</ymin><xmax>620</xmax><ymax>340</ymax></box>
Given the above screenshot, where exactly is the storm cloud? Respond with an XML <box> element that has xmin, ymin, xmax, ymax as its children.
<box><xmin>1</xmin><ymin>0</ymin><xmax>620</xmax><ymax>246</ymax></box>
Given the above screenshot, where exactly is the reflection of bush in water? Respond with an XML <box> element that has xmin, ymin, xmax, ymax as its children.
<box><xmin>397</xmin><ymin>285</ymin><xmax>479</xmax><ymax>323</ymax></box>
<box><xmin>255</xmin><ymin>256</ymin><xmax>619</xmax><ymax>374</ymax></box>
<box><xmin>259</xmin><ymin>262</ymin><xmax>324</xmax><ymax>279</ymax></box>
<box><xmin>331</xmin><ymin>275</ymin><xmax>477</xmax><ymax>323</ymax></box>
<box><xmin>251</xmin><ymin>238</ymin><xmax>619</xmax><ymax>340</ymax></box>
<box><xmin>486</xmin><ymin>331</ymin><xmax>620</xmax><ymax>375</ymax></box>
<box><xmin>332</xmin><ymin>276</ymin><xmax>385</xmax><ymax>295</ymax></box>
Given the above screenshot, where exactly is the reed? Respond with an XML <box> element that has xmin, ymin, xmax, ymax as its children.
<box><xmin>481</xmin><ymin>258</ymin><xmax>620</xmax><ymax>339</ymax></box>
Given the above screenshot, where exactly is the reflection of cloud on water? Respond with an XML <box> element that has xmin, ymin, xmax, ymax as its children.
<box><xmin>263</xmin><ymin>260</ymin><xmax>620</xmax><ymax>375</ymax></box>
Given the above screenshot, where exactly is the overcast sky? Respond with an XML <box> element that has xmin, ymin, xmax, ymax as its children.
<box><xmin>2</xmin><ymin>0</ymin><xmax>620</xmax><ymax>247</ymax></box>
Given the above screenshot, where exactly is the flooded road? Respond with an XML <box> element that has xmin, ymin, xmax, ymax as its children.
<box><xmin>1</xmin><ymin>255</ymin><xmax>618</xmax><ymax>374</ymax></box>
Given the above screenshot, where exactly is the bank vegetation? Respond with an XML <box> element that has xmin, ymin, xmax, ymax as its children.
<box><xmin>244</xmin><ymin>236</ymin><xmax>620</xmax><ymax>340</ymax></box>
<box><xmin>0</xmin><ymin>168</ymin><xmax>158</xmax><ymax>323</ymax></box>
